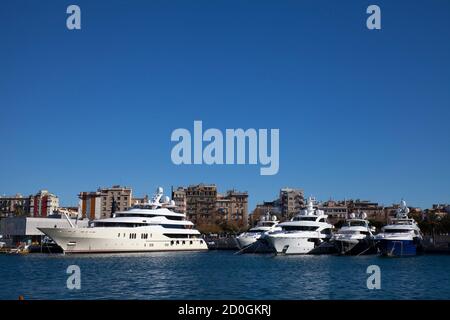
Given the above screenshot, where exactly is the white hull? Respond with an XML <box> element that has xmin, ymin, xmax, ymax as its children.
<box><xmin>39</xmin><ymin>227</ymin><xmax>208</xmax><ymax>254</ymax></box>
<box><xmin>235</xmin><ymin>235</ymin><xmax>260</xmax><ymax>249</ymax></box>
<box><xmin>267</xmin><ymin>235</ymin><xmax>318</xmax><ymax>255</ymax></box>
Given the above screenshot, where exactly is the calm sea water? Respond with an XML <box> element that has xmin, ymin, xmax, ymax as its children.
<box><xmin>0</xmin><ymin>251</ymin><xmax>449</xmax><ymax>300</ymax></box>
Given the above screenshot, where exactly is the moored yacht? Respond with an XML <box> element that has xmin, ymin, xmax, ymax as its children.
<box><xmin>39</xmin><ymin>188</ymin><xmax>208</xmax><ymax>254</ymax></box>
<box><xmin>375</xmin><ymin>200</ymin><xmax>423</xmax><ymax>257</ymax></box>
<box><xmin>331</xmin><ymin>212</ymin><xmax>377</xmax><ymax>255</ymax></box>
<box><xmin>235</xmin><ymin>212</ymin><xmax>281</xmax><ymax>253</ymax></box>
<box><xmin>266</xmin><ymin>197</ymin><xmax>334</xmax><ymax>255</ymax></box>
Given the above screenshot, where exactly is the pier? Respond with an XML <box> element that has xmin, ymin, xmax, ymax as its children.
<box><xmin>423</xmin><ymin>235</ymin><xmax>450</xmax><ymax>254</ymax></box>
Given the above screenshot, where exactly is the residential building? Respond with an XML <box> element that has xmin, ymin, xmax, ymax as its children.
<box><xmin>177</xmin><ymin>184</ymin><xmax>249</xmax><ymax>227</ymax></box>
<box><xmin>78</xmin><ymin>191</ymin><xmax>102</xmax><ymax>220</ymax></box>
<box><xmin>78</xmin><ymin>186</ymin><xmax>132</xmax><ymax>219</ymax></box>
<box><xmin>171</xmin><ymin>187</ymin><xmax>187</xmax><ymax>214</ymax></box>
<box><xmin>280</xmin><ymin>188</ymin><xmax>304</xmax><ymax>219</ymax></box>
<box><xmin>347</xmin><ymin>199</ymin><xmax>385</xmax><ymax>221</ymax></box>
<box><xmin>431</xmin><ymin>204</ymin><xmax>450</xmax><ymax>215</ymax></box>
<box><xmin>250</xmin><ymin>187</ymin><xmax>304</xmax><ymax>224</ymax></box>
<box><xmin>216</xmin><ymin>190</ymin><xmax>249</xmax><ymax>227</ymax></box>
<box><xmin>319</xmin><ymin>200</ymin><xmax>348</xmax><ymax>223</ymax></box>
<box><xmin>0</xmin><ymin>194</ymin><xmax>30</xmax><ymax>217</ymax></box>
<box><xmin>99</xmin><ymin>186</ymin><xmax>132</xmax><ymax>219</ymax></box>
<box><xmin>185</xmin><ymin>184</ymin><xmax>217</xmax><ymax>223</ymax></box>
<box><xmin>29</xmin><ymin>190</ymin><xmax>59</xmax><ymax>217</ymax></box>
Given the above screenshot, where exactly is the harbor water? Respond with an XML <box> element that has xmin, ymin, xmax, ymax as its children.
<box><xmin>1</xmin><ymin>251</ymin><xmax>449</xmax><ymax>300</ymax></box>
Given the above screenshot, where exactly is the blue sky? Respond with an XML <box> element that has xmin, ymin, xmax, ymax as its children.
<box><xmin>1</xmin><ymin>0</ymin><xmax>450</xmax><ymax>210</ymax></box>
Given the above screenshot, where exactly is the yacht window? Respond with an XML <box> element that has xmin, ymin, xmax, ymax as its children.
<box><xmin>164</xmin><ymin>234</ymin><xmax>190</xmax><ymax>238</ymax></box>
<box><xmin>319</xmin><ymin>218</ymin><xmax>325</xmax><ymax>222</ymax></box>
<box><xmin>95</xmin><ymin>222</ymin><xmax>146</xmax><ymax>228</ymax></box>
<box><xmin>182</xmin><ymin>241</ymin><xmax>186</xmax><ymax>245</ymax></box>
<box><xmin>385</xmin><ymin>229</ymin><xmax>410</xmax><ymax>233</ymax></box>
<box><xmin>320</xmin><ymin>228</ymin><xmax>332</xmax><ymax>235</ymax></box>
<box><xmin>171</xmin><ymin>241</ymin><xmax>174</xmax><ymax>245</ymax></box>
<box><xmin>166</xmin><ymin>216</ymin><xmax>184</xmax><ymax>221</ymax></box>
<box><xmin>161</xmin><ymin>224</ymin><xmax>186</xmax><ymax>229</ymax></box>
<box><xmin>283</xmin><ymin>225</ymin><xmax>318</xmax><ymax>231</ymax></box>
<box><xmin>190</xmin><ymin>241</ymin><xmax>193</xmax><ymax>245</ymax></box>
<box><xmin>349</xmin><ymin>221</ymin><xmax>367</xmax><ymax>227</ymax></box>
<box><xmin>293</xmin><ymin>217</ymin><xmax>317</xmax><ymax>222</ymax></box>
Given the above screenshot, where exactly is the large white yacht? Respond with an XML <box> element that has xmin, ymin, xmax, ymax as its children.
<box><xmin>330</xmin><ymin>212</ymin><xmax>377</xmax><ymax>255</ymax></box>
<box><xmin>375</xmin><ymin>200</ymin><xmax>423</xmax><ymax>257</ymax></box>
<box><xmin>39</xmin><ymin>188</ymin><xmax>208</xmax><ymax>254</ymax></box>
<box><xmin>266</xmin><ymin>197</ymin><xmax>334</xmax><ymax>255</ymax></box>
<box><xmin>235</xmin><ymin>212</ymin><xmax>281</xmax><ymax>252</ymax></box>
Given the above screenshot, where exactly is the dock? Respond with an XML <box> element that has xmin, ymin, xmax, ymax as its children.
<box><xmin>423</xmin><ymin>235</ymin><xmax>450</xmax><ymax>254</ymax></box>
<box><xmin>205</xmin><ymin>236</ymin><xmax>239</xmax><ymax>250</ymax></box>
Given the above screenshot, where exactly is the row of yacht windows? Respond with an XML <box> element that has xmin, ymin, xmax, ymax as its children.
<box><xmin>117</xmin><ymin>233</ymin><xmax>153</xmax><ymax>239</ymax></box>
<box><xmin>283</xmin><ymin>225</ymin><xmax>319</xmax><ymax>231</ymax></box>
<box><xmin>282</xmin><ymin>226</ymin><xmax>333</xmax><ymax>234</ymax></box>
<box><xmin>170</xmin><ymin>240</ymin><xmax>204</xmax><ymax>246</ymax></box>
<box><xmin>95</xmin><ymin>222</ymin><xmax>190</xmax><ymax>229</ymax></box>
<box><xmin>117</xmin><ymin>213</ymin><xmax>184</xmax><ymax>221</ymax></box>
<box><xmin>385</xmin><ymin>229</ymin><xmax>416</xmax><ymax>234</ymax></box>
<box><xmin>96</xmin><ymin>222</ymin><xmax>147</xmax><ymax>228</ymax></box>
<box><xmin>292</xmin><ymin>217</ymin><xmax>326</xmax><ymax>222</ymax></box>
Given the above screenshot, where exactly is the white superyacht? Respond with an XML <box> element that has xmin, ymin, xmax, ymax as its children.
<box><xmin>235</xmin><ymin>213</ymin><xmax>281</xmax><ymax>249</ymax></box>
<box><xmin>330</xmin><ymin>212</ymin><xmax>377</xmax><ymax>255</ymax></box>
<box><xmin>235</xmin><ymin>213</ymin><xmax>281</xmax><ymax>253</ymax></box>
<box><xmin>39</xmin><ymin>188</ymin><xmax>208</xmax><ymax>254</ymax></box>
<box><xmin>266</xmin><ymin>197</ymin><xmax>334</xmax><ymax>255</ymax></box>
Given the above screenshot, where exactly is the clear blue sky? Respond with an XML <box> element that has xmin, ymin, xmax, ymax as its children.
<box><xmin>1</xmin><ymin>0</ymin><xmax>449</xmax><ymax>210</ymax></box>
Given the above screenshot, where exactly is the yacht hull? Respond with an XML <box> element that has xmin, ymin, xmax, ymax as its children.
<box><xmin>333</xmin><ymin>239</ymin><xmax>376</xmax><ymax>256</ymax></box>
<box><xmin>376</xmin><ymin>239</ymin><xmax>422</xmax><ymax>257</ymax></box>
<box><xmin>238</xmin><ymin>238</ymin><xmax>275</xmax><ymax>254</ymax></box>
<box><xmin>38</xmin><ymin>227</ymin><xmax>208</xmax><ymax>254</ymax></box>
<box><xmin>235</xmin><ymin>236</ymin><xmax>258</xmax><ymax>249</ymax></box>
<box><xmin>266</xmin><ymin>236</ymin><xmax>322</xmax><ymax>255</ymax></box>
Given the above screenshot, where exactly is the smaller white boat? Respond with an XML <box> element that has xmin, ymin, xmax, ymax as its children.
<box><xmin>235</xmin><ymin>213</ymin><xmax>281</xmax><ymax>252</ymax></box>
<box><xmin>331</xmin><ymin>212</ymin><xmax>377</xmax><ymax>255</ymax></box>
<box><xmin>266</xmin><ymin>197</ymin><xmax>334</xmax><ymax>255</ymax></box>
